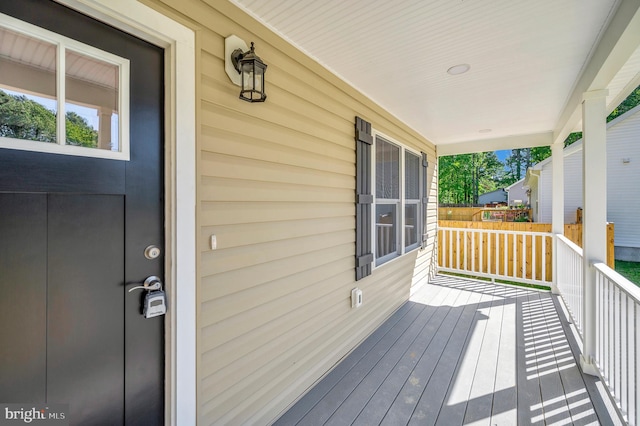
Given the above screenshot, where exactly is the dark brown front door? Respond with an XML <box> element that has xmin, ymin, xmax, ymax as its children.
<box><xmin>0</xmin><ymin>1</ymin><xmax>165</xmax><ymax>424</ymax></box>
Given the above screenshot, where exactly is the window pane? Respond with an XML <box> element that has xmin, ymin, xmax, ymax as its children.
<box><xmin>405</xmin><ymin>204</ymin><xmax>419</xmax><ymax>248</ymax></box>
<box><xmin>405</xmin><ymin>151</ymin><xmax>420</xmax><ymax>199</ymax></box>
<box><xmin>0</xmin><ymin>27</ymin><xmax>57</xmax><ymax>143</ymax></box>
<box><xmin>376</xmin><ymin>204</ymin><xmax>396</xmax><ymax>259</ymax></box>
<box><xmin>376</xmin><ymin>137</ymin><xmax>399</xmax><ymax>199</ymax></box>
<box><xmin>65</xmin><ymin>50</ymin><xmax>118</xmax><ymax>150</ymax></box>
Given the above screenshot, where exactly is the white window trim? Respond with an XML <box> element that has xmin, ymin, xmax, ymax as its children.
<box><xmin>56</xmin><ymin>1</ymin><xmax>196</xmax><ymax>425</ymax></box>
<box><xmin>371</xmin><ymin>130</ymin><xmax>422</xmax><ymax>268</ymax></box>
<box><xmin>0</xmin><ymin>13</ymin><xmax>130</xmax><ymax>160</ymax></box>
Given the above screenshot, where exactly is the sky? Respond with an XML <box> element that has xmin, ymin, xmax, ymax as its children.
<box><xmin>496</xmin><ymin>149</ymin><xmax>510</xmax><ymax>162</ymax></box>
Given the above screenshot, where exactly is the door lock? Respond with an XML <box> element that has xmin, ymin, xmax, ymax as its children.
<box><xmin>144</xmin><ymin>245</ymin><xmax>161</xmax><ymax>260</ymax></box>
<box><xmin>128</xmin><ymin>276</ymin><xmax>167</xmax><ymax>318</ymax></box>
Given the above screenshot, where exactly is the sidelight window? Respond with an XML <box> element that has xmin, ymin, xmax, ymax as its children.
<box><xmin>0</xmin><ymin>13</ymin><xmax>129</xmax><ymax>160</ymax></box>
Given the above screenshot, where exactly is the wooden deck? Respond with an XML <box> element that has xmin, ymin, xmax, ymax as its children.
<box><xmin>275</xmin><ymin>275</ymin><xmax>620</xmax><ymax>425</ymax></box>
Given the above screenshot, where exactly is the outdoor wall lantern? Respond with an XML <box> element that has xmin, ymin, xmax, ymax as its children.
<box><xmin>225</xmin><ymin>35</ymin><xmax>267</xmax><ymax>103</ymax></box>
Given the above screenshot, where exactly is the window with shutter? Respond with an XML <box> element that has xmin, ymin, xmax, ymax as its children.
<box><xmin>355</xmin><ymin>117</ymin><xmax>428</xmax><ymax>277</ymax></box>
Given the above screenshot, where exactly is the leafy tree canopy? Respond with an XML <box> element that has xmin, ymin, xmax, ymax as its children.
<box><xmin>439</xmin><ymin>152</ymin><xmax>503</xmax><ymax>205</ymax></box>
<box><xmin>0</xmin><ymin>89</ymin><xmax>98</xmax><ymax>148</ymax></box>
<box><xmin>0</xmin><ymin>90</ymin><xmax>56</xmax><ymax>142</ymax></box>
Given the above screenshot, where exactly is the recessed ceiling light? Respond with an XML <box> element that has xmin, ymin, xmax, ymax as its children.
<box><xmin>447</xmin><ymin>64</ymin><xmax>470</xmax><ymax>75</ymax></box>
<box><xmin>479</xmin><ymin>129</ymin><xmax>492</xmax><ymax>133</ymax></box>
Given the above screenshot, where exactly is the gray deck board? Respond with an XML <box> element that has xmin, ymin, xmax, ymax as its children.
<box><xmin>349</xmin><ymin>286</ymin><xmax>465</xmax><ymax>426</ymax></box>
<box><xmin>461</xmin><ymin>284</ymin><xmax>506</xmax><ymax>426</ymax></box>
<box><xmin>517</xmin><ymin>291</ymin><xmax>544</xmax><ymax>426</ymax></box>
<box><xmin>274</xmin><ymin>275</ymin><xmax>618</xmax><ymax>426</ymax></box>
<box><xmin>325</xmin><ymin>284</ymin><xmax>459</xmax><ymax>425</ymax></box>
<box><xmin>490</xmin><ymin>285</ymin><xmax>520</xmax><ymax>425</ymax></box>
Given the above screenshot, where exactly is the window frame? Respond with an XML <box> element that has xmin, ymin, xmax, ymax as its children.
<box><xmin>372</xmin><ymin>131</ymin><xmax>422</xmax><ymax>267</ymax></box>
<box><xmin>0</xmin><ymin>13</ymin><xmax>130</xmax><ymax>160</ymax></box>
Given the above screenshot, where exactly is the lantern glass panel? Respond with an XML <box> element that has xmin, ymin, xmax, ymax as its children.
<box><xmin>241</xmin><ymin>63</ymin><xmax>253</xmax><ymax>91</ymax></box>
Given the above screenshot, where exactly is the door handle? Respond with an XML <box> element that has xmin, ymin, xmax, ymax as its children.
<box><xmin>128</xmin><ymin>276</ymin><xmax>162</xmax><ymax>292</ymax></box>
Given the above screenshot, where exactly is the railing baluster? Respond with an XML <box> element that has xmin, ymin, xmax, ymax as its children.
<box><xmin>629</xmin><ymin>302</ymin><xmax>640</xmax><ymax>425</ymax></box>
<box><xmin>597</xmin><ymin>271</ymin><xmax>601</xmax><ymax>375</ymax></box>
<box><xmin>541</xmin><ymin>235</ymin><xmax>546</xmax><ymax>282</ymax></box>
<box><xmin>532</xmin><ymin>235</ymin><xmax>537</xmax><ymax>282</ymax></box>
<box><xmin>521</xmin><ymin>234</ymin><xmax>525</xmax><ymax>279</ymax></box>
<box><xmin>479</xmin><ymin>231</ymin><xmax>483</xmax><ymax>274</ymax></box>
<box><xmin>471</xmin><ymin>229</ymin><xmax>475</xmax><ymax>273</ymax></box>
<box><xmin>610</xmin><ymin>278</ymin><xmax>615</xmax><ymax>396</ymax></box>
<box><xmin>487</xmin><ymin>230</ymin><xmax>492</xmax><ymax>275</ymax></box>
<box><xmin>622</xmin><ymin>291</ymin><xmax>628</xmax><ymax>417</ymax></box>
<box><xmin>448</xmin><ymin>229</ymin><xmax>452</xmax><ymax>269</ymax></box>
<box><xmin>615</xmin><ymin>284</ymin><xmax>621</xmax><ymax>400</ymax></box>
<box><xmin>460</xmin><ymin>229</ymin><xmax>465</xmax><ymax>271</ymax></box>
<box><xmin>629</xmin><ymin>297</ymin><xmax>635</xmax><ymax>425</ymax></box>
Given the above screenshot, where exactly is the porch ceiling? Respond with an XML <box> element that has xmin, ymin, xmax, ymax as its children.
<box><xmin>230</xmin><ymin>0</ymin><xmax>640</xmax><ymax>154</ymax></box>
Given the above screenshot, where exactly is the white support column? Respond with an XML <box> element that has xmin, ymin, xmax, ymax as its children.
<box><xmin>580</xmin><ymin>89</ymin><xmax>608</xmax><ymax>376</ymax></box>
<box><xmin>551</xmin><ymin>142</ymin><xmax>564</xmax><ymax>294</ymax></box>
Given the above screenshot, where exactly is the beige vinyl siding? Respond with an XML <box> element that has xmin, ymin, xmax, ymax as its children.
<box><xmin>147</xmin><ymin>0</ymin><xmax>437</xmax><ymax>423</ymax></box>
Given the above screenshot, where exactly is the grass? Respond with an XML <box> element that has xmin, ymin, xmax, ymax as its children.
<box><xmin>615</xmin><ymin>260</ymin><xmax>640</xmax><ymax>286</ymax></box>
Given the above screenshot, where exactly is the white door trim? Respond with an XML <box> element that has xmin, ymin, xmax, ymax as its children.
<box><xmin>54</xmin><ymin>1</ymin><xmax>196</xmax><ymax>424</ymax></box>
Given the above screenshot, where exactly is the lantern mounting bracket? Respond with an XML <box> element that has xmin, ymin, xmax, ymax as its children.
<box><xmin>230</xmin><ymin>48</ymin><xmax>244</xmax><ymax>74</ymax></box>
<box><xmin>224</xmin><ymin>35</ymin><xmax>248</xmax><ymax>87</ymax></box>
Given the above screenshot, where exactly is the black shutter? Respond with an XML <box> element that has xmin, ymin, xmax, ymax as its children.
<box><xmin>421</xmin><ymin>152</ymin><xmax>429</xmax><ymax>249</ymax></box>
<box><xmin>355</xmin><ymin>117</ymin><xmax>373</xmax><ymax>280</ymax></box>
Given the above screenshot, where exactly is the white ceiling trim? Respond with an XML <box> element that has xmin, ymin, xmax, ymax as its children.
<box><xmin>437</xmin><ymin>132</ymin><xmax>553</xmax><ymax>157</ymax></box>
<box><xmin>552</xmin><ymin>0</ymin><xmax>640</xmax><ymax>145</ymax></box>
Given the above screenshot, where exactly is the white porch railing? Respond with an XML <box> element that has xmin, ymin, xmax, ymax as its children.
<box><xmin>437</xmin><ymin>226</ymin><xmax>636</xmax><ymax>422</ymax></box>
<box><xmin>556</xmin><ymin>235</ymin><xmax>584</xmax><ymax>335</ymax></box>
<box><xmin>376</xmin><ymin>224</ymin><xmax>418</xmax><ymax>258</ymax></box>
<box><xmin>438</xmin><ymin>227</ymin><xmax>553</xmax><ymax>286</ymax></box>
<box><xmin>595</xmin><ymin>262</ymin><xmax>640</xmax><ymax>425</ymax></box>
<box><xmin>376</xmin><ymin>223</ymin><xmax>394</xmax><ymax>258</ymax></box>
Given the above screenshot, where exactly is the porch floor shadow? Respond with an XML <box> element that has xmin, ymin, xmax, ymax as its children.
<box><xmin>274</xmin><ymin>275</ymin><xmax>621</xmax><ymax>426</ymax></box>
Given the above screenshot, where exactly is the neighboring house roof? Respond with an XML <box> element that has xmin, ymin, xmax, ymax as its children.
<box><xmin>505</xmin><ymin>178</ymin><xmax>525</xmax><ymax>191</ymax></box>
<box><xmin>479</xmin><ymin>188</ymin><xmax>506</xmax><ymax>197</ymax></box>
<box><xmin>478</xmin><ymin>188</ymin><xmax>508</xmax><ymax>204</ymax></box>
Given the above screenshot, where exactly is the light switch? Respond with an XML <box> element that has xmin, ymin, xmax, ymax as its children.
<box><xmin>210</xmin><ymin>235</ymin><xmax>217</xmax><ymax>250</ymax></box>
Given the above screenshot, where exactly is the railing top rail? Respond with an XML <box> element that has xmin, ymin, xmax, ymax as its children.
<box><xmin>556</xmin><ymin>234</ymin><xmax>583</xmax><ymax>256</ymax></box>
<box><xmin>439</xmin><ymin>227</ymin><xmax>553</xmax><ymax>237</ymax></box>
<box><xmin>593</xmin><ymin>262</ymin><xmax>640</xmax><ymax>304</ymax></box>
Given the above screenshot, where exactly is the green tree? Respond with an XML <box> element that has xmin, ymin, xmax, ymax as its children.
<box><xmin>0</xmin><ymin>89</ymin><xmax>98</xmax><ymax>148</ymax></box>
<box><xmin>607</xmin><ymin>83</ymin><xmax>640</xmax><ymax>122</ymax></box>
<box><xmin>439</xmin><ymin>151</ymin><xmax>503</xmax><ymax>205</ymax></box>
<box><xmin>66</xmin><ymin>111</ymin><xmax>98</xmax><ymax>148</ymax></box>
<box><xmin>0</xmin><ymin>90</ymin><xmax>56</xmax><ymax>142</ymax></box>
